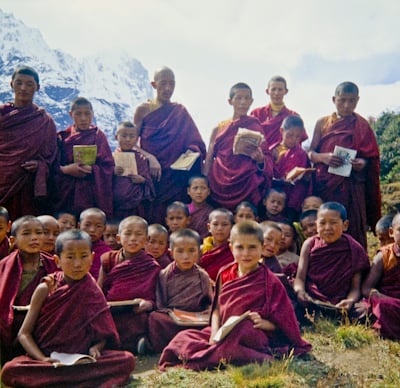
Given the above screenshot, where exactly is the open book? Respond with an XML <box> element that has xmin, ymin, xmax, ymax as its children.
<box><xmin>13</xmin><ymin>305</ymin><xmax>30</xmax><ymax>311</ymax></box>
<box><xmin>285</xmin><ymin>167</ymin><xmax>315</xmax><ymax>183</ymax></box>
<box><xmin>113</xmin><ymin>152</ymin><xmax>138</xmax><ymax>176</ymax></box>
<box><xmin>168</xmin><ymin>308</ymin><xmax>210</xmax><ymax>327</ymax></box>
<box><xmin>212</xmin><ymin>310</ymin><xmax>250</xmax><ymax>342</ymax></box>
<box><xmin>50</xmin><ymin>351</ymin><xmax>96</xmax><ymax>368</ymax></box>
<box><xmin>170</xmin><ymin>152</ymin><xmax>201</xmax><ymax>171</ymax></box>
<box><xmin>233</xmin><ymin>128</ymin><xmax>264</xmax><ymax>156</ymax></box>
<box><xmin>327</xmin><ymin>145</ymin><xmax>357</xmax><ymax>177</ymax></box>
<box><xmin>73</xmin><ymin>145</ymin><xmax>97</xmax><ymax>165</ymax></box>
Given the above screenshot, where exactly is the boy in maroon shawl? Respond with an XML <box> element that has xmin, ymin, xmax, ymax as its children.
<box><xmin>187</xmin><ymin>175</ymin><xmax>214</xmax><ymax>239</ymax></box>
<box><xmin>53</xmin><ymin>97</ymin><xmax>114</xmax><ymax>218</ymax></box>
<box><xmin>0</xmin><ymin>206</ymin><xmax>11</xmax><ymax>260</ymax></box>
<box><xmin>148</xmin><ymin>229</ymin><xmax>212</xmax><ymax>353</ymax></box>
<box><xmin>0</xmin><ymin>216</ymin><xmax>58</xmax><ymax>364</ymax></box>
<box><xmin>98</xmin><ymin>216</ymin><xmax>161</xmax><ymax>354</ymax></box>
<box><xmin>308</xmin><ymin>82</ymin><xmax>381</xmax><ymax>249</ymax></box>
<box><xmin>0</xmin><ymin>66</ymin><xmax>57</xmax><ymax>220</ymax></box>
<box><xmin>113</xmin><ymin>121</ymin><xmax>155</xmax><ymax>219</ymax></box>
<box><xmin>134</xmin><ymin>67</ymin><xmax>206</xmax><ymax>224</ymax></box>
<box><xmin>199</xmin><ymin>209</ymin><xmax>234</xmax><ymax>283</ymax></box>
<box><xmin>251</xmin><ymin>75</ymin><xmax>307</xmax><ymax>149</ymax></box>
<box><xmin>356</xmin><ymin>213</ymin><xmax>400</xmax><ymax>339</ymax></box>
<box><xmin>159</xmin><ymin>221</ymin><xmax>311</xmax><ymax>371</ymax></box>
<box><xmin>294</xmin><ymin>202</ymin><xmax>370</xmax><ymax>318</ymax></box>
<box><xmin>146</xmin><ymin>224</ymin><xmax>173</xmax><ymax>269</ymax></box>
<box><xmin>259</xmin><ymin>221</ymin><xmax>283</xmax><ymax>274</ymax></box>
<box><xmin>1</xmin><ymin>229</ymin><xmax>135</xmax><ymax>388</ymax></box>
<box><xmin>205</xmin><ymin>83</ymin><xmax>273</xmax><ymax>211</ymax></box>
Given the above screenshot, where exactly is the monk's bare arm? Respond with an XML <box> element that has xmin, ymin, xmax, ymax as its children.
<box><xmin>203</xmin><ymin>126</ymin><xmax>219</xmax><ymax>176</ymax></box>
<box><xmin>336</xmin><ymin>272</ymin><xmax>362</xmax><ymax>310</ymax></box>
<box><xmin>361</xmin><ymin>253</ymin><xmax>384</xmax><ymax>297</ymax></box>
<box><xmin>294</xmin><ymin>238</ymin><xmax>311</xmax><ymax>304</ymax></box>
<box><xmin>97</xmin><ymin>265</ymin><xmax>105</xmax><ymax>289</ymax></box>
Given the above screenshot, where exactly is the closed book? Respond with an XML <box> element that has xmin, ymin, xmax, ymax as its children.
<box><xmin>170</xmin><ymin>152</ymin><xmax>200</xmax><ymax>171</ymax></box>
<box><xmin>168</xmin><ymin>308</ymin><xmax>210</xmax><ymax>326</ymax></box>
<box><xmin>73</xmin><ymin>145</ymin><xmax>97</xmax><ymax>165</ymax></box>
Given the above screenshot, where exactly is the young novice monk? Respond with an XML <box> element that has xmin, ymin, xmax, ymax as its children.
<box><xmin>56</xmin><ymin>211</ymin><xmax>77</xmax><ymax>232</ymax></box>
<box><xmin>199</xmin><ymin>208</ymin><xmax>234</xmax><ymax>282</ymax></box>
<box><xmin>146</xmin><ymin>224</ymin><xmax>172</xmax><ymax>269</ymax></box>
<box><xmin>159</xmin><ymin>221</ymin><xmax>311</xmax><ymax>371</ymax></box>
<box><xmin>37</xmin><ymin>215</ymin><xmax>60</xmax><ymax>254</ymax></box>
<box><xmin>113</xmin><ymin>121</ymin><xmax>155</xmax><ymax>219</ymax></box>
<box><xmin>0</xmin><ymin>206</ymin><xmax>11</xmax><ymax>259</ymax></box>
<box><xmin>165</xmin><ymin>201</ymin><xmax>191</xmax><ymax>233</ymax></box>
<box><xmin>294</xmin><ymin>202</ymin><xmax>370</xmax><ymax>316</ymax></box>
<box><xmin>98</xmin><ymin>216</ymin><xmax>160</xmax><ymax>354</ymax></box>
<box><xmin>234</xmin><ymin>201</ymin><xmax>258</xmax><ymax>223</ymax></box>
<box><xmin>259</xmin><ymin>221</ymin><xmax>283</xmax><ymax>274</ymax></box>
<box><xmin>148</xmin><ymin>229</ymin><xmax>212</xmax><ymax>353</ymax></box>
<box><xmin>79</xmin><ymin>207</ymin><xmax>111</xmax><ymax>280</ymax></box>
<box><xmin>103</xmin><ymin>219</ymin><xmax>122</xmax><ymax>250</ymax></box>
<box><xmin>262</xmin><ymin>188</ymin><xmax>288</xmax><ymax>222</ymax></box>
<box><xmin>1</xmin><ymin>229</ymin><xmax>135</xmax><ymax>388</ymax></box>
<box><xmin>0</xmin><ymin>216</ymin><xmax>58</xmax><ymax>363</ymax></box>
<box><xmin>54</xmin><ymin>96</ymin><xmax>115</xmax><ymax>218</ymax></box>
<box><xmin>187</xmin><ymin>175</ymin><xmax>213</xmax><ymax>239</ymax></box>
<box><xmin>205</xmin><ymin>82</ymin><xmax>272</xmax><ymax>211</ymax></box>
<box><xmin>374</xmin><ymin>214</ymin><xmax>395</xmax><ymax>248</ymax></box>
<box><xmin>277</xmin><ymin>221</ymin><xmax>299</xmax><ymax>269</ymax></box>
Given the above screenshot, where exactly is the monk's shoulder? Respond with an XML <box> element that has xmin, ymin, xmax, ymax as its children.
<box><xmin>134</xmin><ymin>102</ymin><xmax>152</xmax><ymax>120</ymax></box>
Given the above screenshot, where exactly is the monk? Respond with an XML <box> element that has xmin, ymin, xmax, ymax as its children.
<box><xmin>0</xmin><ymin>206</ymin><xmax>11</xmax><ymax>260</ymax></box>
<box><xmin>251</xmin><ymin>75</ymin><xmax>307</xmax><ymax>149</ymax></box>
<box><xmin>308</xmin><ymin>81</ymin><xmax>381</xmax><ymax>249</ymax></box>
<box><xmin>204</xmin><ymin>82</ymin><xmax>273</xmax><ymax>211</ymax></box>
<box><xmin>145</xmin><ymin>224</ymin><xmax>173</xmax><ymax>269</ymax></box>
<box><xmin>148</xmin><ymin>229</ymin><xmax>212</xmax><ymax>353</ymax></box>
<box><xmin>159</xmin><ymin>221</ymin><xmax>311</xmax><ymax>371</ymax></box>
<box><xmin>0</xmin><ymin>216</ymin><xmax>58</xmax><ymax>363</ymax></box>
<box><xmin>134</xmin><ymin>66</ymin><xmax>206</xmax><ymax>223</ymax></box>
<box><xmin>1</xmin><ymin>229</ymin><xmax>135</xmax><ymax>388</ymax></box>
<box><xmin>0</xmin><ymin>66</ymin><xmax>57</xmax><ymax>220</ymax></box>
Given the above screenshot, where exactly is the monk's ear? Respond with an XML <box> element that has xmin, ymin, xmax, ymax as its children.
<box><xmin>207</xmin><ymin>223</ymin><xmax>212</xmax><ymax>232</ymax></box>
<box><xmin>9</xmin><ymin>235</ymin><xmax>16</xmax><ymax>246</ymax></box>
<box><xmin>116</xmin><ymin>234</ymin><xmax>122</xmax><ymax>244</ymax></box>
<box><xmin>228</xmin><ymin>98</ymin><xmax>233</xmax><ymax>107</ymax></box>
<box><xmin>36</xmin><ymin>83</ymin><xmax>40</xmax><ymax>92</ymax></box>
<box><xmin>53</xmin><ymin>254</ymin><xmax>61</xmax><ymax>268</ymax></box>
<box><xmin>7</xmin><ymin>221</ymin><xmax>11</xmax><ymax>234</ymax></box>
<box><xmin>279</xmin><ymin>127</ymin><xmax>284</xmax><ymax>135</ymax></box>
<box><xmin>343</xmin><ymin>220</ymin><xmax>350</xmax><ymax>232</ymax></box>
<box><xmin>332</xmin><ymin>96</ymin><xmax>336</xmax><ymax>105</ymax></box>
<box><xmin>151</xmin><ymin>81</ymin><xmax>157</xmax><ymax>89</ymax></box>
<box><xmin>265</xmin><ymin>87</ymin><xmax>270</xmax><ymax>96</ymax></box>
<box><xmin>389</xmin><ymin>226</ymin><xmax>394</xmax><ymax>238</ymax></box>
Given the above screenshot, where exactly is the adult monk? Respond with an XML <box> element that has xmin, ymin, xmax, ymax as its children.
<box><xmin>308</xmin><ymin>81</ymin><xmax>381</xmax><ymax>248</ymax></box>
<box><xmin>0</xmin><ymin>66</ymin><xmax>57</xmax><ymax>220</ymax></box>
<box><xmin>251</xmin><ymin>75</ymin><xmax>307</xmax><ymax>149</ymax></box>
<box><xmin>134</xmin><ymin>67</ymin><xmax>206</xmax><ymax>224</ymax></box>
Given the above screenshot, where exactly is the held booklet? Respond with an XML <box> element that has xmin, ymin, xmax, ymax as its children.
<box><xmin>107</xmin><ymin>298</ymin><xmax>141</xmax><ymax>308</ymax></box>
<box><xmin>212</xmin><ymin>310</ymin><xmax>251</xmax><ymax>342</ymax></box>
<box><xmin>170</xmin><ymin>152</ymin><xmax>201</xmax><ymax>171</ymax></box>
<box><xmin>285</xmin><ymin>167</ymin><xmax>316</xmax><ymax>183</ymax></box>
<box><xmin>50</xmin><ymin>351</ymin><xmax>96</xmax><ymax>368</ymax></box>
<box><xmin>113</xmin><ymin>152</ymin><xmax>138</xmax><ymax>176</ymax></box>
<box><xmin>73</xmin><ymin>145</ymin><xmax>97</xmax><ymax>165</ymax></box>
<box><xmin>168</xmin><ymin>308</ymin><xmax>210</xmax><ymax>327</ymax></box>
<box><xmin>327</xmin><ymin>145</ymin><xmax>357</xmax><ymax>177</ymax></box>
<box><xmin>233</xmin><ymin>128</ymin><xmax>264</xmax><ymax>156</ymax></box>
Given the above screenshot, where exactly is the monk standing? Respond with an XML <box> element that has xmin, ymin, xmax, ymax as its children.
<box><xmin>134</xmin><ymin>67</ymin><xmax>206</xmax><ymax>224</ymax></box>
<box><xmin>0</xmin><ymin>66</ymin><xmax>57</xmax><ymax>220</ymax></box>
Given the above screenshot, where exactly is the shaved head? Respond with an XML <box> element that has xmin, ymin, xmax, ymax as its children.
<box><xmin>154</xmin><ymin>66</ymin><xmax>175</xmax><ymax>82</ymax></box>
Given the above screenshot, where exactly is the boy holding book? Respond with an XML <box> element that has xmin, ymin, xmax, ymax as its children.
<box><xmin>1</xmin><ymin>229</ymin><xmax>135</xmax><ymax>388</ymax></box>
<box><xmin>159</xmin><ymin>221</ymin><xmax>311</xmax><ymax>371</ymax></box>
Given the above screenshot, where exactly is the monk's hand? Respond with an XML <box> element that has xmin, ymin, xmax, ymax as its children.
<box><xmin>42</xmin><ymin>357</ymin><xmax>60</xmax><ymax>365</ymax></box>
<box><xmin>130</xmin><ymin>174</ymin><xmax>146</xmax><ymax>184</ymax></box>
<box><xmin>115</xmin><ymin>166</ymin><xmax>124</xmax><ymax>175</ymax></box>
<box><xmin>21</xmin><ymin>160</ymin><xmax>38</xmax><ymax>173</ymax></box>
<box><xmin>354</xmin><ymin>301</ymin><xmax>368</xmax><ymax>319</ymax></box>
<box><xmin>250</xmin><ymin>147</ymin><xmax>264</xmax><ymax>164</ymax></box>
<box><xmin>133</xmin><ymin>299</ymin><xmax>153</xmax><ymax>314</ymax></box>
<box><xmin>351</xmin><ymin>158</ymin><xmax>366</xmax><ymax>172</ymax></box>
<box><xmin>335</xmin><ymin>298</ymin><xmax>354</xmax><ymax>310</ymax></box>
<box><xmin>148</xmin><ymin>155</ymin><xmax>162</xmax><ymax>181</ymax></box>
<box><xmin>319</xmin><ymin>152</ymin><xmax>344</xmax><ymax>167</ymax></box>
<box><xmin>89</xmin><ymin>344</ymin><xmax>102</xmax><ymax>359</ymax></box>
<box><xmin>296</xmin><ymin>290</ymin><xmax>312</xmax><ymax>306</ymax></box>
<box><xmin>249</xmin><ymin>312</ymin><xmax>276</xmax><ymax>331</ymax></box>
<box><xmin>61</xmin><ymin>163</ymin><xmax>88</xmax><ymax>178</ymax></box>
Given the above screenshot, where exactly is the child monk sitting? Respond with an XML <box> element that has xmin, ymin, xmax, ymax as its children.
<box><xmin>98</xmin><ymin>216</ymin><xmax>160</xmax><ymax>354</ymax></box>
<box><xmin>259</xmin><ymin>221</ymin><xmax>283</xmax><ymax>273</ymax></box>
<box><xmin>147</xmin><ymin>228</ymin><xmax>212</xmax><ymax>353</ymax></box>
<box><xmin>159</xmin><ymin>221</ymin><xmax>311</xmax><ymax>371</ymax></box>
<box><xmin>145</xmin><ymin>224</ymin><xmax>172</xmax><ymax>269</ymax></box>
<box><xmin>1</xmin><ymin>229</ymin><xmax>135</xmax><ymax>388</ymax></box>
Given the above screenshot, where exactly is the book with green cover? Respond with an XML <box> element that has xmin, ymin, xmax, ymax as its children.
<box><xmin>73</xmin><ymin>145</ymin><xmax>97</xmax><ymax>165</ymax></box>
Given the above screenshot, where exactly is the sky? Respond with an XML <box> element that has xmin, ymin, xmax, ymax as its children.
<box><xmin>2</xmin><ymin>0</ymin><xmax>400</xmax><ymax>144</ymax></box>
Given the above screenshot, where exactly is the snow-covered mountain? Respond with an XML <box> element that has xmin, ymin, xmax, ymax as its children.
<box><xmin>0</xmin><ymin>8</ymin><xmax>153</xmax><ymax>149</ymax></box>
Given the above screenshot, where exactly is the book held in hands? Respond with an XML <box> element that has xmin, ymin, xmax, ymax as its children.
<box><xmin>73</xmin><ymin>145</ymin><xmax>97</xmax><ymax>165</ymax></box>
<box><xmin>50</xmin><ymin>352</ymin><xmax>96</xmax><ymax>368</ymax></box>
<box><xmin>212</xmin><ymin>310</ymin><xmax>250</xmax><ymax>342</ymax></box>
<box><xmin>113</xmin><ymin>152</ymin><xmax>138</xmax><ymax>176</ymax></box>
<box><xmin>285</xmin><ymin>167</ymin><xmax>316</xmax><ymax>183</ymax></box>
<box><xmin>168</xmin><ymin>308</ymin><xmax>210</xmax><ymax>327</ymax></box>
<box><xmin>233</xmin><ymin>128</ymin><xmax>264</xmax><ymax>156</ymax></box>
<box><xmin>170</xmin><ymin>152</ymin><xmax>201</xmax><ymax>171</ymax></box>
<box><xmin>327</xmin><ymin>145</ymin><xmax>357</xmax><ymax>177</ymax></box>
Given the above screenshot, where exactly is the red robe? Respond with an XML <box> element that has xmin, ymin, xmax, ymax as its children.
<box><xmin>1</xmin><ymin>272</ymin><xmax>134</xmax><ymax>388</ymax></box>
<box><xmin>312</xmin><ymin>113</ymin><xmax>381</xmax><ymax>248</ymax></box>
<box><xmin>149</xmin><ymin>262</ymin><xmax>212</xmax><ymax>352</ymax></box>
<box><xmin>112</xmin><ymin>148</ymin><xmax>155</xmax><ymax>219</ymax></box>
<box><xmin>101</xmin><ymin>249</ymin><xmax>160</xmax><ymax>353</ymax></box>
<box><xmin>159</xmin><ymin>262</ymin><xmax>311</xmax><ymax>370</ymax></box>
<box><xmin>188</xmin><ymin>202</ymin><xmax>213</xmax><ymax>239</ymax></box>
<box><xmin>54</xmin><ymin>125</ymin><xmax>115</xmax><ymax>218</ymax></box>
<box><xmin>251</xmin><ymin>105</ymin><xmax>307</xmax><ymax>149</ymax></box>
<box><xmin>305</xmin><ymin>234</ymin><xmax>370</xmax><ymax>305</ymax></box>
<box><xmin>0</xmin><ymin>103</ymin><xmax>57</xmax><ymax>219</ymax></box>
<box><xmin>208</xmin><ymin>116</ymin><xmax>273</xmax><ymax>210</ymax></box>
<box><xmin>155</xmin><ymin>250</ymin><xmax>173</xmax><ymax>269</ymax></box>
<box><xmin>0</xmin><ymin>237</ymin><xmax>10</xmax><ymax>260</ymax></box>
<box><xmin>139</xmin><ymin>103</ymin><xmax>206</xmax><ymax>223</ymax></box>
<box><xmin>0</xmin><ymin>251</ymin><xmax>58</xmax><ymax>362</ymax></box>
<box><xmin>91</xmin><ymin>239</ymin><xmax>111</xmax><ymax>280</ymax></box>
<box><xmin>369</xmin><ymin>243</ymin><xmax>400</xmax><ymax>339</ymax></box>
<box><xmin>199</xmin><ymin>241</ymin><xmax>234</xmax><ymax>281</ymax></box>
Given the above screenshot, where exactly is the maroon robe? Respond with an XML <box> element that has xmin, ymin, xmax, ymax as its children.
<box><xmin>251</xmin><ymin>105</ymin><xmax>307</xmax><ymax>149</ymax></box>
<box><xmin>155</xmin><ymin>250</ymin><xmax>173</xmax><ymax>269</ymax></box>
<box><xmin>139</xmin><ymin>103</ymin><xmax>206</xmax><ymax>223</ymax></box>
<box><xmin>188</xmin><ymin>202</ymin><xmax>213</xmax><ymax>239</ymax></box>
<box><xmin>0</xmin><ymin>103</ymin><xmax>57</xmax><ymax>219</ymax></box>
<box><xmin>313</xmin><ymin>113</ymin><xmax>381</xmax><ymax>248</ymax></box>
<box><xmin>0</xmin><ymin>237</ymin><xmax>10</xmax><ymax>260</ymax></box>
<box><xmin>91</xmin><ymin>239</ymin><xmax>111</xmax><ymax>280</ymax></box>
<box><xmin>199</xmin><ymin>241</ymin><xmax>234</xmax><ymax>281</ymax></box>
<box><xmin>0</xmin><ymin>251</ymin><xmax>58</xmax><ymax>362</ymax></box>
<box><xmin>271</xmin><ymin>142</ymin><xmax>311</xmax><ymax>213</ymax></box>
<box><xmin>208</xmin><ymin>116</ymin><xmax>273</xmax><ymax>210</ymax></box>
<box><xmin>101</xmin><ymin>249</ymin><xmax>160</xmax><ymax>353</ymax></box>
<box><xmin>305</xmin><ymin>234</ymin><xmax>370</xmax><ymax>305</ymax></box>
<box><xmin>149</xmin><ymin>262</ymin><xmax>212</xmax><ymax>352</ymax></box>
<box><xmin>112</xmin><ymin>148</ymin><xmax>155</xmax><ymax>219</ymax></box>
<box><xmin>261</xmin><ymin>255</ymin><xmax>282</xmax><ymax>274</ymax></box>
<box><xmin>1</xmin><ymin>272</ymin><xmax>134</xmax><ymax>388</ymax></box>
<box><xmin>159</xmin><ymin>262</ymin><xmax>311</xmax><ymax>370</ymax></box>
<box><xmin>54</xmin><ymin>125</ymin><xmax>114</xmax><ymax>218</ymax></box>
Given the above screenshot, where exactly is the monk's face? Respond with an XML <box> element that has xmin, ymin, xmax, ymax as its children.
<box><xmin>316</xmin><ymin>209</ymin><xmax>348</xmax><ymax>244</ymax></box>
<box><xmin>0</xmin><ymin>217</ymin><xmax>11</xmax><ymax>245</ymax></box>
<box><xmin>12</xmin><ymin>221</ymin><xmax>44</xmax><ymax>256</ymax></box>
<box><xmin>300</xmin><ymin>216</ymin><xmax>318</xmax><ymax>238</ymax></box>
<box><xmin>229</xmin><ymin>88</ymin><xmax>253</xmax><ymax>118</ymax></box>
<box><xmin>146</xmin><ymin>231</ymin><xmax>168</xmax><ymax>259</ymax></box>
<box><xmin>281</xmin><ymin>127</ymin><xmax>303</xmax><ymax>149</ymax></box>
<box><xmin>117</xmin><ymin>221</ymin><xmax>147</xmax><ymax>256</ymax></box>
<box><xmin>230</xmin><ymin>234</ymin><xmax>262</xmax><ymax>275</ymax></box>
<box><xmin>57</xmin><ymin>213</ymin><xmax>77</xmax><ymax>232</ymax></box>
<box><xmin>187</xmin><ymin>178</ymin><xmax>210</xmax><ymax>205</ymax></box>
<box><xmin>262</xmin><ymin>228</ymin><xmax>282</xmax><ymax>258</ymax></box>
<box><xmin>166</xmin><ymin>209</ymin><xmax>190</xmax><ymax>233</ymax></box>
<box><xmin>55</xmin><ymin>239</ymin><xmax>93</xmax><ymax>283</ymax></box>
<box><xmin>70</xmin><ymin>105</ymin><xmax>94</xmax><ymax>131</ymax></box>
<box><xmin>103</xmin><ymin>224</ymin><xmax>121</xmax><ymax>250</ymax></box>
<box><xmin>302</xmin><ymin>196</ymin><xmax>323</xmax><ymax>212</ymax></box>
<box><xmin>151</xmin><ymin>70</ymin><xmax>175</xmax><ymax>104</ymax></box>
<box><xmin>266</xmin><ymin>81</ymin><xmax>288</xmax><ymax>105</ymax></box>
<box><xmin>116</xmin><ymin>127</ymin><xmax>138</xmax><ymax>151</ymax></box>
<box><xmin>332</xmin><ymin>92</ymin><xmax>359</xmax><ymax>118</ymax></box>
<box><xmin>264</xmin><ymin>192</ymin><xmax>285</xmax><ymax>216</ymax></box>
<box><xmin>208</xmin><ymin>214</ymin><xmax>232</xmax><ymax>245</ymax></box>
<box><xmin>389</xmin><ymin>220</ymin><xmax>400</xmax><ymax>248</ymax></box>
<box><xmin>79</xmin><ymin>214</ymin><xmax>106</xmax><ymax>243</ymax></box>
<box><xmin>39</xmin><ymin>218</ymin><xmax>60</xmax><ymax>254</ymax></box>
<box><xmin>171</xmin><ymin>236</ymin><xmax>199</xmax><ymax>272</ymax></box>
<box><xmin>11</xmin><ymin>73</ymin><xmax>39</xmax><ymax>107</ymax></box>
<box><xmin>234</xmin><ymin>207</ymin><xmax>256</xmax><ymax>223</ymax></box>
<box><xmin>278</xmin><ymin>223</ymin><xmax>294</xmax><ymax>253</ymax></box>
